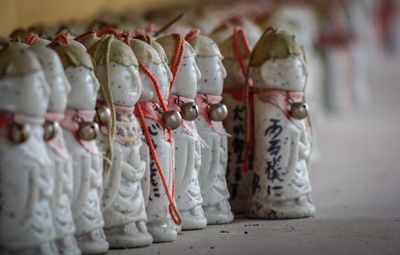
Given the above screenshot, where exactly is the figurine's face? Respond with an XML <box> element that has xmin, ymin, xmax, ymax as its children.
<box><xmin>140</xmin><ymin>62</ymin><xmax>173</xmax><ymax>103</ymax></box>
<box><xmin>170</xmin><ymin>55</ymin><xmax>200</xmax><ymax>99</ymax></box>
<box><xmin>222</xmin><ymin>58</ymin><xmax>246</xmax><ymax>88</ymax></box>
<box><xmin>65</xmin><ymin>66</ymin><xmax>100</xmax><ymax>110</ymax></box>
<box><xmin>43</xmin><ymin>57</ymin><xmax>71</xmax><ymax>113</ymax></box>
<box><xmin>0</xmin><ymin>71</ymin><xmax>50</xmax><ymax>117</ymax></box>
<box><xmin>253</xmin><ymin>55</ymin><xmax>307</xmax><ymax>91</ymax></box>
<box><xmin>196</xmin><ymin>55</ymin><xmax>227</xmax><ymax>96</ymax></box>
<box><xmin>96</xmin><ymin>62</ymin><xmax>142</xmax><ymax>107</ymax></box>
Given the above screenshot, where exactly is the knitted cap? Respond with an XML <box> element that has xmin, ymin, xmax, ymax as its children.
<box><xmin>0</xmin><ymin>43</ymin><xmax>42</xmax><ymax>79</ymax></box>
<box><xmin>51</xmin><ymin>37</ymin><xmax>94</xmax><ymax>70</ymax></box>
<box><xmin>250</xmin><ymin>27</ymin><xmax>304</xmax><ymax>67</ymax></box>
<box><xmin>130</xmin><ymin>38</ymin><xmax>163</xmax><ymax>66</ymax></box>
<box><xmin>87</xmin><ymin>34</ymin><xmax>138</xmax><ymax>67</ymax></box>
<box><xmin>156</xmin><ymin>34</ymin><xmax>196</xmax><ymax>64</ymax></box>
<box><xmin>188</xmin><ymin>34</ymin><xmax>222</xmax><ymax>58</ymax></box>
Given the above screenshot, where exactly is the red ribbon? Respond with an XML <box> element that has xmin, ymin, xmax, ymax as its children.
<box><xmin>0</xmin><ymin>113</ymin><xmax>13</xmax><ymax>137</ymax></box>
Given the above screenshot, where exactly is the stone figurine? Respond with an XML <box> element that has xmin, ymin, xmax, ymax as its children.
<box><xmin>0</xmin><ymin>43</ymin><xmax>57</xmax><ymax>254</ymax></box>
<box><xmin>86</xmin><ymin>34</ymin><xmax>153</xmax><ymax>248</ymax></box>
<box><xmin>247</xmin><ymin>28</ymin><xmax>315</xmax><ymax>219</ymax></box>
<box><xmin>190</xmin><ymin>34</ymin><xmax>234</xmax><ymax>225</ymax></box>
<box><xmin>157</xmin><ymin>33</ymin><xmax>207</xmax><ymax>230</ymax></box>
<box><xmin>218</xmin><ymin>27</ymin><xmax>260</xmax><ymax>215</ymax></box>
<box><xmin>28</xmin><ymin>37</ymin><xmax>81</xmax><ymax>255</ymax></box>
<box><xmin>52</xmin><ymin>37</ymin><xmax>109</xmax><ymax>254</ymax></box>
<box><xmin>129</xmin><ymin>37</ymin><xmax>179</xmax><ymax>242</ymax></box>
<box><xmin>206</xmin><ymin>18</ymin><xmax>261</xmax><ymax>215</ymax></box>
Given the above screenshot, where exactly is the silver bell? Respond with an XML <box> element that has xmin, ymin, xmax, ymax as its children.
<box><xmin>78</xmin><ymin>122</ymin><xmax>99</xmax><ymax>141</ymax></box>
<box><xmin>95</xmin><ymin>106</ymin><xmax>112</xmax><ymax>127</ymax></box>
<box><xmin>9</xmin><ymin>122</ymin><xmax>30</xmax><ymax>144</ymax></box>
<box><xmin>180</xmin><ymin>102</ymin><xmax>199</xmax><ymax>121</ymax></box>
<box><xmin>209</xmin><ymin>103</ymin><xmax>228</xmax><ymax>122</ymax></box>
<box><xmin>162</xmin><ymin>110</ymin><xmax>182</xmax><ymax>130</ymax></box>
<box><xmin>43</xmin><ymin>121</ymin><xmax>60</xmax><ymax>141</ymax></box>
<box><xmin>289</xmin><ymin>102</ymin><xmax>309</xmax><ymax>120</ymax></box>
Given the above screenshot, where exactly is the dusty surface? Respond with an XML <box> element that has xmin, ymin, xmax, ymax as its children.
<box><xmin>109</xmin><ymin>56</ymin><xmax>400</xmax><ymax>255</ymax></box>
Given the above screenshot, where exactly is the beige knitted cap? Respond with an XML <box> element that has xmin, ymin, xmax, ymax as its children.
<box><xmin>87</xmin><ymin>34</ymin><xmax>138</xmax><ymax>67</ymax></box>
<box><xmin>30</xmin><ymin>43</ymin><xmax>64</xmax><ymax>74</ymax></box>
<box><xmin>188</xmin><ymin>34</ymin><xmax>222</xmax><ymax>58</ymax></box>
<box><xmin>156</xmin><ymin>34</ymin><xmax>196</xmax><ymax>65</ymax></box>
<box><xmin>218</xmin><ymin>32</ymin><xmax>252</xmax><ymax>60</ymax></box>
<box><xmin>0</xmin><ymin>43</ymin><xmax>42</xmax><ymax>79</ymax></box>
<box><xmin>52</xmin><ymin>41</ymin><xmax>94</xmax><ymax>70</ymax></box>
<box><xmin>130</xmin><ymin>38</ymin><xmax>163</xmax><ymax>66</ymax></box>
<box><xmin>249</xmin><ymin>27</ymin><xmax>304</xmax><ymax>67</ymax></box>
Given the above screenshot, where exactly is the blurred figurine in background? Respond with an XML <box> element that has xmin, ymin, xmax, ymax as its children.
<box><xmin>247</xmin><ymin>28</ymin><xmax>315</xmax><ymax>219</ymax></box>
<box><xmin>219</xmin><ymin>27</ymin><xmax>258</xmax><ymax>215</ymax></box>
<box><xmin>190</xmin><ymin>34</ymin><xmax>234</xmax><ymax>225</ymax></box>
<box><xmin>316</xmin><ymin>1</ymin><xmax>354</xmax><ymax>113</ymax></box>
<box><xmin>53</xmin><ymin>37</ymin><xmax>109</xmax><ymax>254</ymax></box>
<box><xmin>27</xmin><ymin>35</ymin><xmax>81</xmax><ymax>254</ymax></box>
<box><xmin>0</xmin><ymin>43</ymin><xmax>57</xmax><ymax>254</ymax></box>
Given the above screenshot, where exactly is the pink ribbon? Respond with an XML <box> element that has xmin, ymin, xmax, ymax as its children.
<box><xmin>60</xmin><ymin>109</ymin><xmax>99</xmax><ymax>154</ymax></box>
<box><xmin>45</xmin><ymin>112</ymin><xmax>71</xmax><ymax>159</ymax></box>
<box><xmin>0</xmin><ymin>112</ymin><xmax>44</xmax><ymax>136</ymax></box>
<box><xmin>195</xmin><ymin>93</ymin><xmax>228</xmax><ymax>135</ymax></box>
<box><xmin>168</xmin><ymin>95</ymin><xmax>203</xmax><ymax>141</ymax></box>
<box><xmin>254</xmin><ymin>88</ymin><xmax>306</xmax><ymax>128</ymax></box>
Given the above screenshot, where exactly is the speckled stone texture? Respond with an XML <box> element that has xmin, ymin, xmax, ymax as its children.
<box><xmin>107</xmin><ymin>55</ymin><xmax>400</xmax><ymax>255</ymax></box>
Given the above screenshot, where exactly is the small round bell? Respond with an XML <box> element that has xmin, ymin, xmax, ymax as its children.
<box><xmin>289</xmin><ymin>102</ymin><xmax>309</xmax><ymax>120</ymax></box>
<box><xmin>78</xmin><ymin>121</ymin><xmax>99</xmax><ymax>141</ymax></box>
<box><xmin>43</xmin><ymin>121</ymin><xmax>60</xmax><ymax>141</ymax></box>
<box><xmin>95</xmin><ymin>105</ymin><xmax>112</xmax><ymax>127</ymax></box>
<box><xmin>209</xmin><ymin>103</ymin><xmax>228</xmax><ymax>122</ymax></box>
<box><xmin>162</xmin><ymin>110</ymin><xmax>182</xmax><ymax>130</ymax></box>
<box><xmin>180</xmin><ymin>102</ymin><xmax>199</xmax><ymax>121</ymax></box>
<box><xmin>9</xmin><ymin>122</ymin><xmax>30</xmax><ymax>144</ymax></box>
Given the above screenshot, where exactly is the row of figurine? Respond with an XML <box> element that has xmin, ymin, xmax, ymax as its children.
<box><xmin>6</xmin><ymin>0</ymin><xmax>385</xmax><ymax>116</ymax></box>
<box><xmin>1</xmin><ymin>0</ymin><xmax>387</xmax><ymax>253</ymax></box>
<box><xmin>0</xmin><ymin>24</ymin><xmax>314</xmax><ymax>254</ymax></box>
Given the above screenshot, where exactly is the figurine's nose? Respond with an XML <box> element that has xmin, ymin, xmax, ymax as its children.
<box><xmin>42</xmin><ymin>76</ymin><xmax>51</xmax><ymax>97</ymax></box>
<box><xmin>165</xmin><ymin>63</ymin><xmax>173</xmax><ymax>83</ymax></box>
<box><xmin>194</xmin><ymin>62</ymin><xmax>201</xmax><ymax>81</ymax></box>
<box><xmin>63</xmin><ymin>75</ymin><xmax>72</xmax><ymax>94</ymax></box>
<box><xmin>219</xmin><ymin>60</ymin><xmax>227</xmax><ymax>79</ymax></box>
<box><xmin>91</xmin><ymin>72</ymin><xmax>100</xmax><ymax>92</ymax></box>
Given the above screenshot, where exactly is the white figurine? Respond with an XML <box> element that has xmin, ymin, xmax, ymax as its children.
<box><xmin>0</xmin><ymin>43</ymin><xmax>57</xmax><ymax>254</ymax></box>
<box><xmin>157</xmin><ymin>33</ymin><xmax>207</xmax><ymax>230</ymax></box>
<box><xmin>316</xmin><ymin>2</ymin><xmax>354</xmax><ymax>113</ymax></box>
<box><xmin>247</xmin><ymin>28</ymin><xmax>315</xmax><ymax>219</ymax></box>
<box><xmin>218</xmin><ymin>28</ymin><xmax>254</xmax><ymax>215</ymax></box>
<box><xmin>52</xmin><ymin>37</ymin><xmax>109</xmax><ymax>254</ymax></box>
<box><xmin>129</xmin><ymin>36</ymin><xmax>180</xmax><ymax>242</ymax></box>
<box><xmin>86</xmin><ymin>34</ymin><xmax>153</xmax><ymax>248</ymax></box>
<box><xmin>28</xmin><ymin>36</ymin><xmax>82</xmax><ymax>255</ymax></box>
<box><xmin>189</xmin><ymin>34</ymin><xmax>234</xmax><ymax>225</ymax></box>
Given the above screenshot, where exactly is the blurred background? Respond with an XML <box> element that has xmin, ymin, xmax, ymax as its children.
<box><xmin>1</xmin><ymin>0</ymin><xmax>399</xmax><ymax>254</ymax></box>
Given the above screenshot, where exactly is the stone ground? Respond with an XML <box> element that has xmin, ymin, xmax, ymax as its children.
<box><xmin>110</xmin><ymin>55</ymin><xmax>400</xmax><ymax>255</ymax></box>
